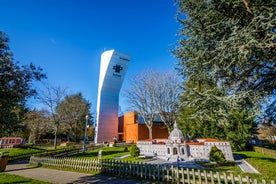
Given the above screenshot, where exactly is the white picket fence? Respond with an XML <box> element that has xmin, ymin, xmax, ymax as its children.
<box><xmin>29</xmin><ymin>156</ymin><xmax>275</xmax><ymax>184</ymax></box>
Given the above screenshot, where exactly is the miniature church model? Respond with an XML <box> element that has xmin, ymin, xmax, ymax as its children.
<box><xmin>137</xmin><ymin>122</ymin><xmax>234</xmax><ymax>162</ymax></box>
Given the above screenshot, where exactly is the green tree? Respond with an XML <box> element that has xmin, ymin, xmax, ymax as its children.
<box><xmin>177</xmin><ymin>79</ymin><xmax>228</xmax><ymax>140</ymax></box>
<box><xmin>226</xmin><ymin>110</ymin><xmax>257</xmax><ymax>151</ymax></box>
<box><xmin>130</xmin><ymin>144</ymin><xmax>140</xmax><ymax>157</ymax></box>
<box><xmin>56</xmin><ymin>93</ymin><xmax>92</xmax><ymax>142</ymax></box>
<box><xmin>0</xmin><ymin>31</ymin><xmax>46</xmax><ymax>136</ymax></box>
<box><xmin>174</xmin><ymin>0</ymin><xmax>275</xmax><ymax>150</ymax></box>
<box><xmin>209</xmin><ymin>146</ymin><xmax>226</xmax><ymax>164</ymax></box>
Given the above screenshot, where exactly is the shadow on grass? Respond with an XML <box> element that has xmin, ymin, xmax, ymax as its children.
<box><xmin>72</xmin><ymin>149</ymin><xmax>128</xmax><ymax>158</ymax></box>
<box><xmin>70</xmin><ymin>173</ymin><xmax>155</xmax><ymax>184</ymax></box>
<box><xmin>237</xmin><ymin>153</ymin><xmax>276</xmax><ymax>163</ymax></box>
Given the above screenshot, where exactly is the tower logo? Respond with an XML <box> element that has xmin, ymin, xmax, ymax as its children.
<box><xmin>113</xmin><ymin>64</ymin><xmax>123</xmax><ymax>73</ymax></box>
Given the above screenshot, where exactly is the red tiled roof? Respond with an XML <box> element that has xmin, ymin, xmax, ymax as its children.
<box><xmin>186</xmin><ymin>142</ymin><xmax>204</xmax><ymax>145</ymax></box>
<box><xmin>196</xmin><ymin>138</ymin><xmax>227</xmax><ymax>142</ymax></box>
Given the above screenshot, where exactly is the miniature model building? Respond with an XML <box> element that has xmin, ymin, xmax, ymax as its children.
<box><xmin>95</xmin><ymin>50</ymin><xmax>130</xmax><ymax>143</ymax></box>
<box><xmin>137</xmin><ymin>123</ymin><xmax>234</xmax><ymax>162</ymax></box>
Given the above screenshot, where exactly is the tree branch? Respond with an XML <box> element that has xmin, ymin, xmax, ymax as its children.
<box><xmin>242</xmin><ymin>0</ymin><xmax>253</xmax><ymax>14</ymax></box>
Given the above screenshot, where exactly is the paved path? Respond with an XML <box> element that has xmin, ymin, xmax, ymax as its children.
<box><xmin>233</xmin><ymin>154</ymin><xmax>260</xmax><ymax>174</ymax></box>
<box><xmin>5</xmin><ymin>160</ymin><xmax>154</xmax><ymax>184</ymax></box>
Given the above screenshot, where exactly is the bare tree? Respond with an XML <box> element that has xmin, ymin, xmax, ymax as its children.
<box><xmin>154</xmin><ymin>71</ymin><xmax>182</xmax><ymax>132</ymax></box>
<box><xmin>124</xmin><ymin>69</ymin><xmax>182</xmax><ymax>138</ymax></box>
<box><xmin>38</xmin><ymin>83</ymin><xmax>67</xmax><ymax>149</ymax></box>
<box><xmin>124</xmin><ymin>70</ymin><xmax>157</xmax><ymax>139</ymax></box>
<box><xmin>22</xmin><ymin>109</ymin><xmax>50</xmax><ymax>144</ymax></box>
<box><xmin>258</xmin><ymin>120</ymin><xmax>276</xmax><ymax>143</ymax></box>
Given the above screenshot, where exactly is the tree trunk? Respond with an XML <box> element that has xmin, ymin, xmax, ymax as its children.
<box><xmin>148</xmin><ymin>126</ymin><xmax>153</xmax><ymax>139</ymax></box>
<box><xmin>53</xmin><ymin>125</ymin><xmax>58</xmax><ymax>150</ymax></box>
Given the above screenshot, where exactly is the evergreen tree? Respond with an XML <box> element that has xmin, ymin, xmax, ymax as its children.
<box><xmin>173</xmin><ymin>0</ymin><xmax>274</xmax><ymax>150</ymax></box>
<box><xmin>209</xmin><ymin>146</ymin><xmax>226</xmax><ymax>164</ymax></box>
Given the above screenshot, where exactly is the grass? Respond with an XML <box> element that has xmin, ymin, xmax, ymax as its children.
<box><xmin>197</xmin><ymin>161</ymin><xmax>241</xmax><ymax>173</ymax></box>
<box><xmin>71</xmin><ymin>146</ymin><xmax>130</xmax><ymax>159</ymax></box>
<box><xmin>0</xmin><ymin>147</ymin><xmax>45</xmax><ymax>156</ymax></box>
<box><xmin>0</xmin><ymin>172</ymin><xmax>50</xmax><ymax>184</ymax></box>
<box><xmin>65</xmin><ymin>146</ymin><xmax>150</xmax><ymax>162</ymax></box>
<box><xmin>236</xmin><ymin>151</ymin><xmax>276</xmax><ymax>181</ymax></box>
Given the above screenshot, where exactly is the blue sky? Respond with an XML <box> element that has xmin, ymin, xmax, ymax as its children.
<box><xmin>0</xmin><ymin>0</ymin><xmax>180</xmax><ymax>113</ymax></box>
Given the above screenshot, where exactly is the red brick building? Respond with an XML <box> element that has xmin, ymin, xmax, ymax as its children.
<box><xmin>118</xmin><ymin>111</ymin><xmax>169</xmax><ymax>143</ymax></box>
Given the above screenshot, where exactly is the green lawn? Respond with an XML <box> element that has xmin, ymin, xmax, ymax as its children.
<box><xmin>71</xmin><ymin>146</ymin><xmax>130</xmax><ymax>159</ymax></box>
<box><xmin>71</xmin><ymin>146</ymin><xmax>149</xmax><ymax>162</ymax></box>
<box><xmin>197</xmin><ymin>161</ymin><xmax>241</xmax><ymax>173</ymax></box>
<box><xmin>0</xmin><ymin>147</ymin><xmax>44</xmax><ymax>156</ymax></box>
<box><xmin>0</xmin><ymin>173</ymin><xmax>49</xmax><ymax>184</ymax></box>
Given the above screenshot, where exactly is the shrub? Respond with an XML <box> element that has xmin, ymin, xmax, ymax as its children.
<box><xmin>130</xmin><ymin>144</ymin><xmax>140</xmax><ymax>157</ymax></box>
<box><xmin>123</xmin><ymin>147</ymin><xmax>129</xmax><ymax>152</ymax></box>
<box><xmin>209</xmin><ymin>146</ymin><xmax>226</xmax><ymax>164</ymax></box>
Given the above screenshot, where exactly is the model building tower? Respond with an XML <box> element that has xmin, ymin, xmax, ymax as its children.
<box><xmin>95</xmin><ymin>50</ymin><xmax>130</xmax><ymax>143</ymax></box>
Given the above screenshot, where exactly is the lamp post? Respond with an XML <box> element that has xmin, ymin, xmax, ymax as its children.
<box><xmin>82</xmin><ymin>115</ymin><xmax>89</xmax><ymax>154</ymax></box>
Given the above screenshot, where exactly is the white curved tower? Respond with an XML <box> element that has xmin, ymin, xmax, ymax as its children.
<box><xmin>95</xmin><ymin>50</ymin><xmax>130</xmax><ymax>143</ymax></box>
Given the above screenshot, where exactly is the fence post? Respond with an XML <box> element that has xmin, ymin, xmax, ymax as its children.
<box><xmin>149</xmin><ymin>163</ymin><xmax>152</xmax><ymax>180</ymax></box>
<box><xmin>176</xmin><ymin>166</ymin><xmax>180</xmax><ymax>184</ymax></box>
<box><xmin>204</xmin><ymin>170</ymin><xmax>208</xmax><ymax>184</ymax></box>
<box><xmin>210</xmin><ymin>171</ymin><xmax>214</xmax><ymax>184</ymax></box>
<box><xmin>157</xmin><ymin>164</ymin><xmax>160</xmax><ymax>182</ymax></box>
<box><xmin>198</xmin><ymin>169</ymin><xmax>202</xmax><ymax>184</ymax></box>
<box><xmin>135</xmin><ymin>162</ymin><xmax>138</xmax><ymax>177</ymax></box>
<box><xmin>118</xmin><ymin>160</ymin><xmax>122</xmax><ymax>176</ymax></box>
<box><xmin>143</xmin><ymin>163</ymin><xmax>146</xmax><ymax>179</ymax></box>
<box><xmin>238</xmin><ymin>175</ymin><xmax>242</xmax><ymax>184</ymax></box>
<box><xmin>170</xmin><ymin>165</ymin><xmax>174</xmax><ymax>183</ymax></box>
<box><xmin>114</xmin><ymin>160</ymin><xmax>117</xmax><ymax>174</ymax></box>
<box><xmin>229</xmin><ymin>173</ymin><xmax>235</xmax><ymax>184</ymax></box>
<box><xmin>124</xmin><ymin>161</ymin><xmax>127</xmax><ymax>176</ymax></box>
<box><xmin>181</xmin><ymin>167</ymin><xmax>185</xmax><ymax>184</ymax></box>
<box><xmin>217</xmin><ymin>172</ymin><xmax>221</xmax><ymax>184</ymax></box>
<box><xmin>140</xmin><ymin>162</ymin><xmax>143</xmax><ymax>179</ymax></box>
<box><xmin>187</xmin><ymin>168</ymin><xmax>191</xmax><ymax>184</ymax></box>
<box><xmin>253</xmin><ymin>179</ymin><xmax>258</xmax><ymax>184</ymax></box>
<box><xmin>246</xmin><ymin>176</ymin><xmax>250</xmax><ymax>184</ymax></box>
<box><xmin>223</xmin><ymin>172</ymin><xmax>228</xmax><ymax>184</ymax></box>
<box><xmin>162</xmin><ymin>165</ymin><xmax>165</xmax><ymax>182</ymax></box>
<box><xmin>192</xmin><ymin>169</ymin><xmax>196</xmax><ymax>184</ymax></box>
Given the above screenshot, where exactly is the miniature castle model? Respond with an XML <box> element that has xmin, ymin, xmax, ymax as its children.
<box><xmin>137</xmin><ymin>123</ymin><xmax>234</xmax><ymax>162</ymax></box>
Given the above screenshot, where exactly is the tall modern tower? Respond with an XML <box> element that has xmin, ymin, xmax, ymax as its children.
<box><xmin>95</xmin><ymin>50</ymin><xmax>130</xmax><ymax>143</ymax></box>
